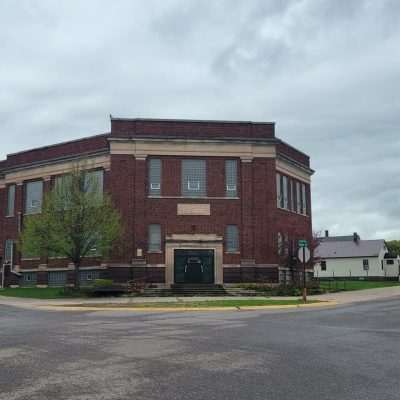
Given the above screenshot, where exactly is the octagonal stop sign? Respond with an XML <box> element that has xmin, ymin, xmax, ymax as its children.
<box><xmin>298</xmin><ymin>247</ymin><xmax>311</xmax><ymax>263</ymax></box>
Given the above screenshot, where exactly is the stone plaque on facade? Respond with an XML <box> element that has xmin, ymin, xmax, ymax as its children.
<box><xmin>177</xmin><ymin>203</ymin><xmax>211</xmax><ymax>216</ymax></box>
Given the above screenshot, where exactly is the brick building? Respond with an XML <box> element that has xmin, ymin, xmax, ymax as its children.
<box><xmin>0</xmin><ymin>117</ymin><xmax>313</xmax><ymax>288</ymax></box>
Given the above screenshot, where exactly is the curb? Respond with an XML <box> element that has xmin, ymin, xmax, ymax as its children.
<box><xmin>38</xmin><ymin>301</ymin><xmax>337</xmax><ymax>313</ymax></box>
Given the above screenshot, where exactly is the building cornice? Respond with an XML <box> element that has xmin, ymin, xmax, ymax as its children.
<box><xmin>109</xmin><ymin>137</ymin><xmax>277</xmax><ymax>160</ymax></box>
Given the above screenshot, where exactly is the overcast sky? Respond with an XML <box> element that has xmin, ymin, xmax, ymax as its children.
<box><xmin>1</xmin><ymin>0</ymin><xmax>399</xmax><ymax>239</ymax></box>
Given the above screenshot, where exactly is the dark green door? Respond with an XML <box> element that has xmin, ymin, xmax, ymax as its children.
<box><xmin>174</xmin><ymin>249</ymin><xmax>214</xmax><ymax>284</ymax></box>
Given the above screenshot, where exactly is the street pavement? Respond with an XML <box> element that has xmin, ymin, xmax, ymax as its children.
<box><xmin>0</xmin><ymin>297</ymin><xmax>399</xmax><ymax>399</ymax></box>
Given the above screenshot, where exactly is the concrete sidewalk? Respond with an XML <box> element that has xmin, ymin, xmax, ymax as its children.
<box><xmin>0</xmin><ymin>286</ymin><xmax>399</xmax><ymax>311</ymax></box>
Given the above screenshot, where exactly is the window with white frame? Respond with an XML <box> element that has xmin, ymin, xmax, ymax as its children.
<box><xmin>25</xmin><ymin>180</ymin><xmax>43</xmax><ymax>214</ymax></box>
<box><xmin>6</xmin><ymin>184</ymin><xmax>15</xmax><ymax>217</ymax></box>
<box><xmin>321</xmin><ymin>260</ymin><xmax>327</xmax><ymax>271</ymax></box>
<box><xmin>225</xmin><ymin>225</ymin><xmax>239</xmax><ymax>252</ymax></box>
<box><xmin>363</xmin><ymin>259</ymin><xmax>369</xmax><ymax>271</ymax></box>
<box><xmin>225</xmin><ymin>160</ymin><xmax>238</xmax><ymax>197</ymax></box>
<box><xmin>148</xmin><ymin>224</ymin><xmax>161</xmax><ymax>252</ymax></box>
<box><xmin>148</xmin><ymin>158</ymin><xmax>161</xmax><ymax>196</ymax></box>
<box><xmin>182</xmin><ymin>160</ymin><xmax>206</xmax><ymax>197</ymax></box>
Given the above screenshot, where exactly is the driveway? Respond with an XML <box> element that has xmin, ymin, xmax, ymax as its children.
<box><xmin>1</xmin><ymin>298</ymin><xmax>399</xmax><ymax>399</ymax></box>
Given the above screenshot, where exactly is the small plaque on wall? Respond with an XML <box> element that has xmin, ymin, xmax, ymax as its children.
<box><xmin>177</xmin><ymin>203</ymin><xmax>211</xmax><ymax>216</ymax></box>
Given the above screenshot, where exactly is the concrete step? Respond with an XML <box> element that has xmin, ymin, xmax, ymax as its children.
<box><xmin>140</xmin><ymin>285</ymin><xmax>262</xmax><ymax>297</ymax></box>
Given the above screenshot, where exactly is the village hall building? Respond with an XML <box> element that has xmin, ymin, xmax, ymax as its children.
<box><xmin>0</xmin><ymin>117</ymin><xmax>313</xmax><ymax>288</ymax></box>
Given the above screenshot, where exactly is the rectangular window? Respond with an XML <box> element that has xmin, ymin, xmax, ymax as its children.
<box><xmin>277</xmin><ymin>232</ymin><xmax>283</xmax><ymax>256</ymax></box>
<box><xmin>296</xmin><ymin>182</ymin><xmax>301</xmax><ymax>213</ymax></box>
<box><xmin>386</xmin><ymin>259</ymin><xmax>394</xmax><ymax>265</ymax></box>
<box><xmin>79</xmin><ymin>270</ymin><xmax>100</xmax><ymax>285</ymax></box>
<box><xmin>149</xmin><ymin>158</ymin><xmax>161</xmax><ymax>196</ymax></box>
<box><xmin>84</xmin><ymin>170</ymin><xmax>104</xmax><ymax>196</ymax></box>
<box><xmin>276</xmin><ymin>173</ymin><xmax>281</xmax><ymax>207</ymax></box>
<box><xmin>225</xmin><ymin>225</ymin><xmax>239</xmax><ymax>252</ymax></box>
<box><xmin>276</xmin><ymin>173</ymin><xmax>285</xmax><ymax>208</ymax></box>
<box><xmin>321</xmin><ymin>261</ymin><xmax>327</xmax><ymax>271</ymax></box>
<box><xmin>55</xmin><ymin>174</ymin><xmax>72</xmax><ymax>208</ymax></box>
<box><xmin>182</xmin><ymin>160</ymin><xmax>206</xmax><ymax>197</ymax></box>
<box><xmin>25</xmin><ymin>180</ymin><xmax>43</xmax><ymax>214</ymax></box>
<box><xmin>290</xmin><ymin>180</ymin><xmax>296</xmax><ymax>211</ymax></box>
<box><xmin>48</xmin><ymin>271</ymin><xmax>67</xmax><ymax>287</ymax></box>
<box><xmin>22</xmin><ymin>272</ymin><xmax>37</xmax><ymax>287</ymax></box>
<box><xmin>4</xmin><ymin>240</ymin><xmax>14</xmax><ymax>264</ymax></box>
<box><xmin>301</xmin><ymin>183</ymin><xmax>307</xmax><ymax>215</ymax></box>
<box><xmin>363</xmin><ymin>259</ymin><xmax>369</xmax><ymax>271</ymax></box>
<box><xmin>282</xmin><ymin>176</ymin><xmax>288</xmax><ymax>209</ymax></box>
<box><xmin>148</xmin><ymin>224</ymin><xmax>161</xmax><ymax>252</ymax></box>
<box><xmin>225</xmin><ymin>160</ymin><xmax>238</xmax><ymax>197</ymax></box>
<box><xmin>6</xmin><ymin>185</ymin><xmax>15</xmax><ymax>217</ymax></box>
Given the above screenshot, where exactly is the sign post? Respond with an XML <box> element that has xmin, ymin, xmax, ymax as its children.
<box><xmin>298</xmin><ymin>240</ymin><xmax>310</xmax><ymax>303</ymax></box>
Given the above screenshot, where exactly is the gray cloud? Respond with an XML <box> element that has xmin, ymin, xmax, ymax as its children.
<box><xmin>0</xmin><ymin>0</ymin><xmax>399</xmax><ymax>239</ymax></box>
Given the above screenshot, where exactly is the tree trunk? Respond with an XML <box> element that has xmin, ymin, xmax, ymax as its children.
<box><xmin>74</xmin><ymin>261</ymin><xmax>81</xmax><ymax>291</ymax></box>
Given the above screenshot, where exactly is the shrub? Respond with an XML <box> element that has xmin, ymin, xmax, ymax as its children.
<box><xmin>92</xmin><ymin>279</ymin><xmax>113</xmax><ymax>288</ymax></box>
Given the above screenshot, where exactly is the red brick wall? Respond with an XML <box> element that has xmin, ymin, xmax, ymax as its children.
<box><xmin>4</xmin><ymin>134</ymin><xmax>109</xmax><ymax>168</ymax></box>
<box><xmin>277</xmin><ymin>142</ymin><xmax>310</xmax><ymax>167</ymax></box>
<box><xmin>111</xmin><ymin>119</ymin><xmax>275</xmax><ymax>140</ymax></box>
<box><xmin>107</xmin><ymin>155</ymin><xmax>312</xmax><ymax>268</ymax></box>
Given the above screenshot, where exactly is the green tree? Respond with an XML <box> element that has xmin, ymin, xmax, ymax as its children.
<box><xmin>386</xmin><ymin>240</ymin><xmax>400</xmax><ymax>256</ymax></box>
<box><xmin>19</xmin><ymin>165</ymin><xmax>122</xmax><ymax>290</ymax></box>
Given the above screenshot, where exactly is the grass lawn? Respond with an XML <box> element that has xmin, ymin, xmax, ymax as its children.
<box><xmin>319</xmin><ymin>280</ymin><xmax>400</xmax><ymax>292</ymax></box>
<box><xmin>0</xmin><ymin>287</ymin><xmax>79</xmax><ymax>299</ymax></box>
<box><xmin>65</xmin><ymin>299</ymin><xmax>319</xmax><ymax>308</ymax></box>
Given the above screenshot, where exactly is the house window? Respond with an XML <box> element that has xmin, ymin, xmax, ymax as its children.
<box><xmin>276</xmin><ymin>173</ymin><xmax>282</xmax><ymax>208</ymax></box>
<box><xmin>225</xmin><ymin>225</ymin><xmax>239</xmax><ymax>252</ymax></box>
<box><xmin>148</xmin><ymin>224</ymin><xmax>161</xmax><ymax>252</ymax></box>
<box><xmin>321</xmin><ymin>261</ymin><xmax>327</xmax><ymax>271</ymax></box>
<box><xmin>386</xmin><ymin>259</ymin><xmax>394</xmax><ymax>265</ymax></box>
<box><xmin>225</xmin><ymin>160</ymin><xmax>238</xmax><ymax>197</ymax></box>
<box><xmin>277</xmin><ymin>232</ymin><xmax>283</xmax><ymax>256</ymax></box>
<box><xmin>25</xmin><ymin>180</ymin><xmax>43</xmax><ymax>214</ymax></box>
<box><xmin>54</xmin><ymin>174</ymin><xmax>72</xmax><ymax>208</ymax></box>
<box><xmin>84</xmin><ymin>170</ymin><xmax>104</xmax><ymax>196</ymax></box>
<box><xmin>48</xmin><ymin>271</ymin><xmax>67</xmax><ymax>287</ymax></box>
<box><xmin>363</xmin><ymin>259</ymin><xmax>369</xmax><ymax>271</ymax></box>
<box><xmin>182</xmin><ymin>160</ymin><xmax>206</xmax><ymax>197</ymax></box>
<box><xmin>290</xmin><ymin>179</ymin><xmax>295</xmax><ymax>211</ymax></box>
<box><xmin>79</xmin><ymin>270</ymin><xmax>100</xmax><ymax>285</ymax></box>
<box><xmin>4</xmin><ymin>240</ymin><xmax>14</xmax><ymax>264</ymax></box>
<box><xmin>6</xmin><ymin>185</ymin><xmax>15</xmax><ymax>217</ymax></box>
<box><xmin>296</xmin><ymin>182</ymin><xmax>301</xmax><ymax>214</ymax></box>
<box><xmin>149</xmin><ymin>158</ymin><xmax>161</xmax><ymax>196</ymax></box>
<box><xmin>301</xmin><ymin>183</ymin><xmax>307</xmax><ymax>215</ymax></box>
<box><xmin>282</xmin><ymin>176</ymin><xmax>288</xmax><ymax>209</ymax></box>
<box><xmin>22</xmin><ymin>272</ymin><xmax>37</xmax><ymax>287</ymax></box>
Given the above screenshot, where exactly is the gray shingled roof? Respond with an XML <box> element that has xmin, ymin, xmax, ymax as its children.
<box><xmin>315</xmin><ymin>239</ymin><xmax>386</xmax><ymax>259</ymax></box>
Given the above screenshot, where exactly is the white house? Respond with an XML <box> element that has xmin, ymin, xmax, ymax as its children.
<box><xmin>383</xmin><ymin>253</ymin><xmax>400</xmax><ymax>278</ymax></box>
<box><xmin>314</xmin><ymin>232</ymin><xmax>397</xmax><ymax>279</ymax></box>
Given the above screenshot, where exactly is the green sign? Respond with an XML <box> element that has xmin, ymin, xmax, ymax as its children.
<box><xmin>298</xmin><ymin>239</ymin><xmax>308</xmax><ymax>248</ymax></box>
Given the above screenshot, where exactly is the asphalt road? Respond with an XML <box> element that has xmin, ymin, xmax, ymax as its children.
<box><xmin>0</xmin><ymin>299</ymin><xmax>399</xmax><ymax>400</ymax></box>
